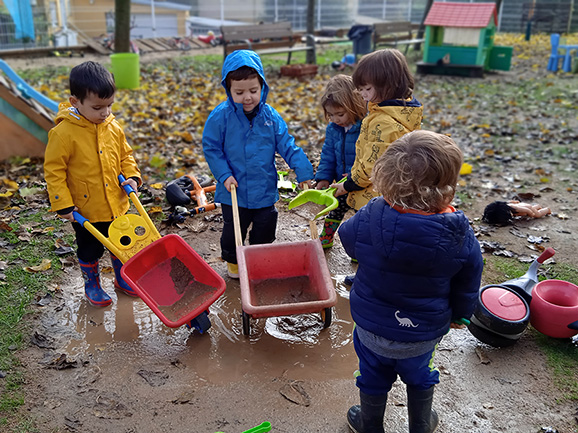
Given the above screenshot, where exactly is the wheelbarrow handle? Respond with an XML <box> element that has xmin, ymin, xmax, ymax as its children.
<box><xmin>118</xmin><ymin>174</ymin><xmax>136</xmax><ymax>196</ymax></box>
<box><xmin>72</xmin><ymin>210</ymin><xmax>124</xmax><ymax>259</ymax></box>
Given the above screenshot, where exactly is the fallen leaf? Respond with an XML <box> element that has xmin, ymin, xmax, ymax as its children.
<box><xmin>23</xmin><ymin>258</ymin><xmax>51</xmax><ymax>272</ymax></box>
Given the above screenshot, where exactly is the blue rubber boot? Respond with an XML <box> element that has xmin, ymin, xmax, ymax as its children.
<box><xmin>79</xmin><ymin>259</ymin><xmax>112</xmax><ymax>307</ymax></box>
<box><xmin>110</xmin><ymin>254</ymin><xmax>138</xmax><ymax>297</ymax></box>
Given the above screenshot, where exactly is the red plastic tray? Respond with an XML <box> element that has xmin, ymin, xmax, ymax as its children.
<box><xmin>237</xmin><ymin>239</ymin><xmax>336</xmax><ymax>318</ymax></box>
<box><xmin>121</xmin><ymin>234</ymin><xmax>225</xmax><ymax>327</ymax></box>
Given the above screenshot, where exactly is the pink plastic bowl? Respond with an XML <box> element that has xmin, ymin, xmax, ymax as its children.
<box><xmin>530</xmin><ymin>279</ymin><xmax>578</xmax><ymax>338</ymax></box>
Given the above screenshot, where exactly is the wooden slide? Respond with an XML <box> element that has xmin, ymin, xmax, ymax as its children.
<box><xmin>0</xmin><ymin>59</ymin><xmax>57</xmax><ymax>161</ymax></box>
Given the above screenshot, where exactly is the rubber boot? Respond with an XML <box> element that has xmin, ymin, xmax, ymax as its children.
<box><xmin>319</xmin><ymin>218</ymin><xmax>341</xmax><ymax>249</ymax></box>
<box><xmin>79</xmin><ymin>259</ymin><xmax>112</xmax><ymax>307</ymax></box>
<box><xmin>407</xmin><ymin>386</ymin><xmax>439</xmax><ymax>433</ymax></box>
<box><xmin>347</xmin><ymin>391</ymin><xmax>387</xmax><ymax>433</ymax></box>
<box><xmin>111</xmin><ymin>254</ymin><xmax>138</xmax><ymax>297</ymax></box>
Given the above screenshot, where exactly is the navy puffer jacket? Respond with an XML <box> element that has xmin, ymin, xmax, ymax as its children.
<box><xmin>338</xmin><ymin>197</ymin><xmax>483</xmax><ymax>342</ymax></box>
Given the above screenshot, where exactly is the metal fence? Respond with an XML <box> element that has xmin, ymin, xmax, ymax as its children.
<box><xmin>1</xmin><ymin>0</ymin><xmax>577</xmax><ymax>50</ymax></box>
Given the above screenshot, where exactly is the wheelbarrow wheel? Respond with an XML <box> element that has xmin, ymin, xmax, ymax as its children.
<box><xmin>321</xmin><ymin>307</ymin><xmax>332</xmax><ymax>329</ymax></box>
<box><xmin>242</xmin><ymin>311</ymin><xmax>251</xmax><ymax>336</ymax></box>
<box><xmin>188</xmin><ymin>311</ymin><xmax>212</xmax><ymax>334</ymax></box>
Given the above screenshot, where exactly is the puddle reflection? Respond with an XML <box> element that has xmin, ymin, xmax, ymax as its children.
<box><xmin>61</xmin><ymin>273</ymin><xmax>357</xmax><ymax>382</ymax></box>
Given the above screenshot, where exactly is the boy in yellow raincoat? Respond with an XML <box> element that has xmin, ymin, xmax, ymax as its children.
<box><xmin>44</xmin><ymin>61</ymin><xmax>141</xmax><ymax>307</ymax></box>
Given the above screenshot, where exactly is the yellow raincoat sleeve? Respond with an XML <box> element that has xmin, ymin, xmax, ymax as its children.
<box><xmin>44</xmin><ymin>129</ymin><xmax>75</xmax><ymax>213</ymax></box>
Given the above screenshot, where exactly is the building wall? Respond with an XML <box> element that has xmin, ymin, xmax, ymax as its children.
<box><xmin>69</xmin><ymin>0</ymin><xmax>188</xmax><ymax>38</ymax></box>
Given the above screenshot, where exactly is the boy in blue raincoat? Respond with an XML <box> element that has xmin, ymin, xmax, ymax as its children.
<box><xmin>202</xmin><ymin>50</ymin><xmax>314</xmax><ymax>278</ymax></box>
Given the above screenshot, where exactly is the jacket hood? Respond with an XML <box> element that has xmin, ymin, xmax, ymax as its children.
<box><xmin>369</xmin><ymin>97</ymin><xmax>422</xmax><ymax>131</ymax></box>
<box><xmin>221</xmin><ymin>50</ymin><xmax>269</xmax><ymax>106</ymax></box>
<box><xmin>368</xmin><ymin>197</ymin><xmax>471</xmax><ymax>263</ymax></box>
<box><xmin>55</xmin><ymin>101</ymin><xmax>114</xmax><ymax>128</ymax></box>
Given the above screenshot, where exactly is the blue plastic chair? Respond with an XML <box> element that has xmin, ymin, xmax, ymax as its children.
<box><xmin>547</xmin><ymin>33</ymin><xmax>565</xmax><ymax>72</ymax></box>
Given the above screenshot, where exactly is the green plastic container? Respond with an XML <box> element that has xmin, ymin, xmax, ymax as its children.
<box><xmin>110</xmin><ymin>53</ymin><xmax>140</xmax><ymax>89</ymax></box>
<box><xmin>488</xmin><ymin>46</ymin><xmax>513</xmax><ymax>71</ymax></box>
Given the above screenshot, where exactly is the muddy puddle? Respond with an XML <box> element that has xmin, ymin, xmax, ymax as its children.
<box><xmin>54</xmin><ymin>264</ymin><xmax>357</xmax><ymax>384</ymax></box>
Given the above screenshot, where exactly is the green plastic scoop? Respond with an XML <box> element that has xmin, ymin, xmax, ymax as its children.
<box><xmin>288</xmin><ymin>178</ymin><xmax>346</xmax><ymax>220</ymax></box>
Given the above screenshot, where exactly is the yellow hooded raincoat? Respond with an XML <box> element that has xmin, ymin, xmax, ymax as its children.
<box><xmin>347</xmin><ymin>98</ymin><xmax>423</xmax><ymax>210</ymax></box>
<box><xmin>44</xmin><ymin>102</ymin><xmax>141</xmax><ymax>222</ymax></box>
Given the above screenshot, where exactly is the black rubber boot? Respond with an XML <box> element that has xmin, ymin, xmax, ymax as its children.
<box><xmin>346</xmin><ymin>391</ymin><xmax>387</xmax><ymax>433</ymax></box>
<box><xmin>407</xmin><ymin>386</ymin><xmax>439</xmax><ymax>433</ymax></box>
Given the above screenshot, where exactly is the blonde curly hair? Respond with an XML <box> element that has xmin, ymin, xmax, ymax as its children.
<box><xmin>320</xmin><ymin>74</ymin><xmax>367</xmax><ymax>123</ymax></box>
<box><xmin>372</xmin><ymin>130</ymin><xmax>463</xmax><ymax>213</ymax></box>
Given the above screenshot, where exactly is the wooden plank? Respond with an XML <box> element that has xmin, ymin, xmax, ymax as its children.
<box><xmin>132</xmin><ymin>39</ymin><xmax>151</xmax><ymax>54</ymax></box>
<box><xmin>149</xmin><ymin>38</ymin><xmax>173</xmax><ymax>50</ymax></box>
<box><xmin>68</xmin><ymin>22</ymin><xmax>111</xmax><ymax>55</ymax></box>
<box><xmin>136</xmin><ymin>38</ymin><xmax>167</xmax><ymax>52</ymax></box>
<box><xmin>221</xmin><ymin>22</ymin><xmax>293</xmax><ymax>42</ymax></box>
<box><xmin>0</xmin><ymin>112</ymin><xmax>46</xmax><ymax>160</ymax></box>
<box><xmin>0</xmin><ymin>83</ymin><xmax>54</xmax><ymax>131</ymax></box>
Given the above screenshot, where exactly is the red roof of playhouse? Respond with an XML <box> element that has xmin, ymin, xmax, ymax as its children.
<box><xmin>424</xmin><ymin>2</ymin><xmax>497</xmax><ymax>28</ymax></box>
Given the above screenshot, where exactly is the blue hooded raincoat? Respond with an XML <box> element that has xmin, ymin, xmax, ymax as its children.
<box><xmin>202</xmin><ymin>50</ymin><xmax>314</xmax><ymax>209</ymax></box>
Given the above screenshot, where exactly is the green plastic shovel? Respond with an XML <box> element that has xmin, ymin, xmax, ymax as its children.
<box><xmin>288</xmin><ymin>178</ymin><xmax>346</xmax><ymax>220</ymax></box>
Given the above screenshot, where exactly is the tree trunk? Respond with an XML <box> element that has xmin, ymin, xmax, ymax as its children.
<box><xmin>305</xmin><ymin>0</ymin><xmax>316</xmax><ymax>64</ymax></box>
<box><xmin>114</xmin><ymin>0</ymin><xmax>131</xmax><ymax>53</ymax></box>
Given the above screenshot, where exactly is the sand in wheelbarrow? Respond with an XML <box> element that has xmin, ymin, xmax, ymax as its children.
<box><xmin>251</xmin><ymin>275</ymin><xmax>320</xmax><ymax>306</ymax></box>
<box><xmin>138</xmin><ymin>256</ymin><xmax>216</xmax><ymax>322</ymax></box>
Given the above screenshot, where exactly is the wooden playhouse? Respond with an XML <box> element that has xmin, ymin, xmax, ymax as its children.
<box><xmin>416</xmin><ymin>2</ymin><xmax>513</xmax><ymax>77</ymax></box>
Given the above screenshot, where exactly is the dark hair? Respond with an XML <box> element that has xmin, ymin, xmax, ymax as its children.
<box><xmin>321</xmin><ymin>74</ymin><xmax>366</xmax><ymax>123</ymax></box>
<box><xmin>69</xmin><ymin>61</ymin><xmax>115</xmax><ymax>102</ymax></box>
<box><xmin>372</xmin><ymin>130</ymin><xmax>463</xmax><ymax>213</ymax></box>
<box><xmin>225</xmin><ymin>66</ymin><xmax>263</xmax><ymax>90</ymax></box>
<box><xmin>352</xmin><ymin>49</ymin><xmax>414</xmax><ymax>101</ymax></box>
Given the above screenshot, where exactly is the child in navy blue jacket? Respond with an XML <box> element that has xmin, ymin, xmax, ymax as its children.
<box><xmin>315</xmin><ymin>74</ymin><xmax>366</xmax><ymax>248</ymax></box>
<box><xmin>338</xmin><ymin>130</ymin><xmax>483</xmax><ymax>433</ymax></box>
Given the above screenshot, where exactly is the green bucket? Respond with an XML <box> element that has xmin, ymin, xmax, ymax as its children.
<box><xmin>110</xmin><ymin>53</ymin><xmax>140</xmax><ymax>89</ymax></box>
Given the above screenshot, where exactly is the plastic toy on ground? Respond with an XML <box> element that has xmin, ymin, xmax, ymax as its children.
<box><xmin>530</xmin><ymin>279</ymin><xmax>578</xmax><ymax>339</ymax></box>
<box><xmin>215</xmin><ymin>421</ymin><xmax>272</xmax><ymax>433</ymax></box>
<box><xmin>467</xmin><ymin>248</ymin><xmax>556</xmax><ymax>347</ymax></box>
<box><xmin>165</xmin><ymin>173</ymin><xmax>217</xmax><ymax>215</ymax></box>
<box><xmin>74</xmin><ymin>175</ymin><xmax>225</xmax><ymax>333</ymax></box>
<box><xmin>231</xmin><ymin>185</ymin><xmax>337</xmax><ymax>336</ymax></box>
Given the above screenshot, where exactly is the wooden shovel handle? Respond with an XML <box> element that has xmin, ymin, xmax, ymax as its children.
<box><xmin>230</xmin><ymin>184</ymin><xmax>243</xmax><ymax>248</ymax></box>
<box><xmin>302</xmin><ymin>184</ymin><xmax>318</xmax><ymax>241</ymax></box>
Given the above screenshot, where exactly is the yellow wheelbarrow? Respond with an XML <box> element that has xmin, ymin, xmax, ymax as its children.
<box><xmin>73</xmin><ymin>175</ymin><xmax>225</xmax><ymax>333</ymax></box>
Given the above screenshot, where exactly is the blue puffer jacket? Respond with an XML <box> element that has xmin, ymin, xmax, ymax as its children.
<box><xmin>315</xmin><ymin>120</ymin><xmax>361</xmax><ymax>183</ymax></box>
<box><xmin>202</xmin><ymin>50</ymin><xmax>314</xmax><ymax>208</ymax></box>
<box><xmin>338</xmin><ymin>197</ymin><xmax>483</xmax><ymax>342</ymax></box>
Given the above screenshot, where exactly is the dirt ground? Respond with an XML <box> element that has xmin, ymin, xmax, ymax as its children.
<box><xmin>5</xmin><ymin>45</ymin><xmax>578</xmax><ymax>433</ymax></box>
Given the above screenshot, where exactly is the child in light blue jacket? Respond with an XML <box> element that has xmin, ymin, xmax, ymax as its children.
<box><xmin>202</xmin><ymin>50</ymin><xmax>313</xmax><ymax>278</ymax></box>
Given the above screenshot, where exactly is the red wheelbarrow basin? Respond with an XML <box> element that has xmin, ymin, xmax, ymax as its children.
<box><xmin>237</xmin><ymin>240</ymin><xmax>337</xmax><ymax>318</ymax></box>
<box><xmin>121</xmin><ymin>234</ymin><xmax>226</xmax><ymax>328</ymax></box>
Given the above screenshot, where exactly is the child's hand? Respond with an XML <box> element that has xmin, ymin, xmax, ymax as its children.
<box><xmin>60</xmin><ymin>207</ymin><xmax>78</xmax><ymax>222</ymax></box>
<box><xmin>330</xmin><ymin>181</ymin><xmax>348</xmax><ymax>197</ymax></box>
<box><xmin>299</xmin><ymin>180</ymin><xmax>312</xmax><ymax>190</ymax></box>
<box><xmin>315</xmin><ymin>180</ymin><xmax>330</xmax><ymax>190</ymax></box>
<box><xmin>121</xmin><ymin>178</ymin><xmax>138</xmax><ymax>192</ymax></box>
<box><xmin>449</xmin><ymin>322</ymin><xmax>467</xmax><ymax>329</ymax></box>
<box><xmin>224</xmin><ymin>176</ymin><xmax>238</xmax><ymax>192</ymax></box>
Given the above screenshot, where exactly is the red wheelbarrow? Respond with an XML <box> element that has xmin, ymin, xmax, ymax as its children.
<box><xmin>231</xmin><ymin>185</ymin><xmax>337</xmax><ymax>336</ymax></box>
<box><xmin>74</xmin><ymin>175</ymin><xmax>225</xmax><ymax>333</ymax></box>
